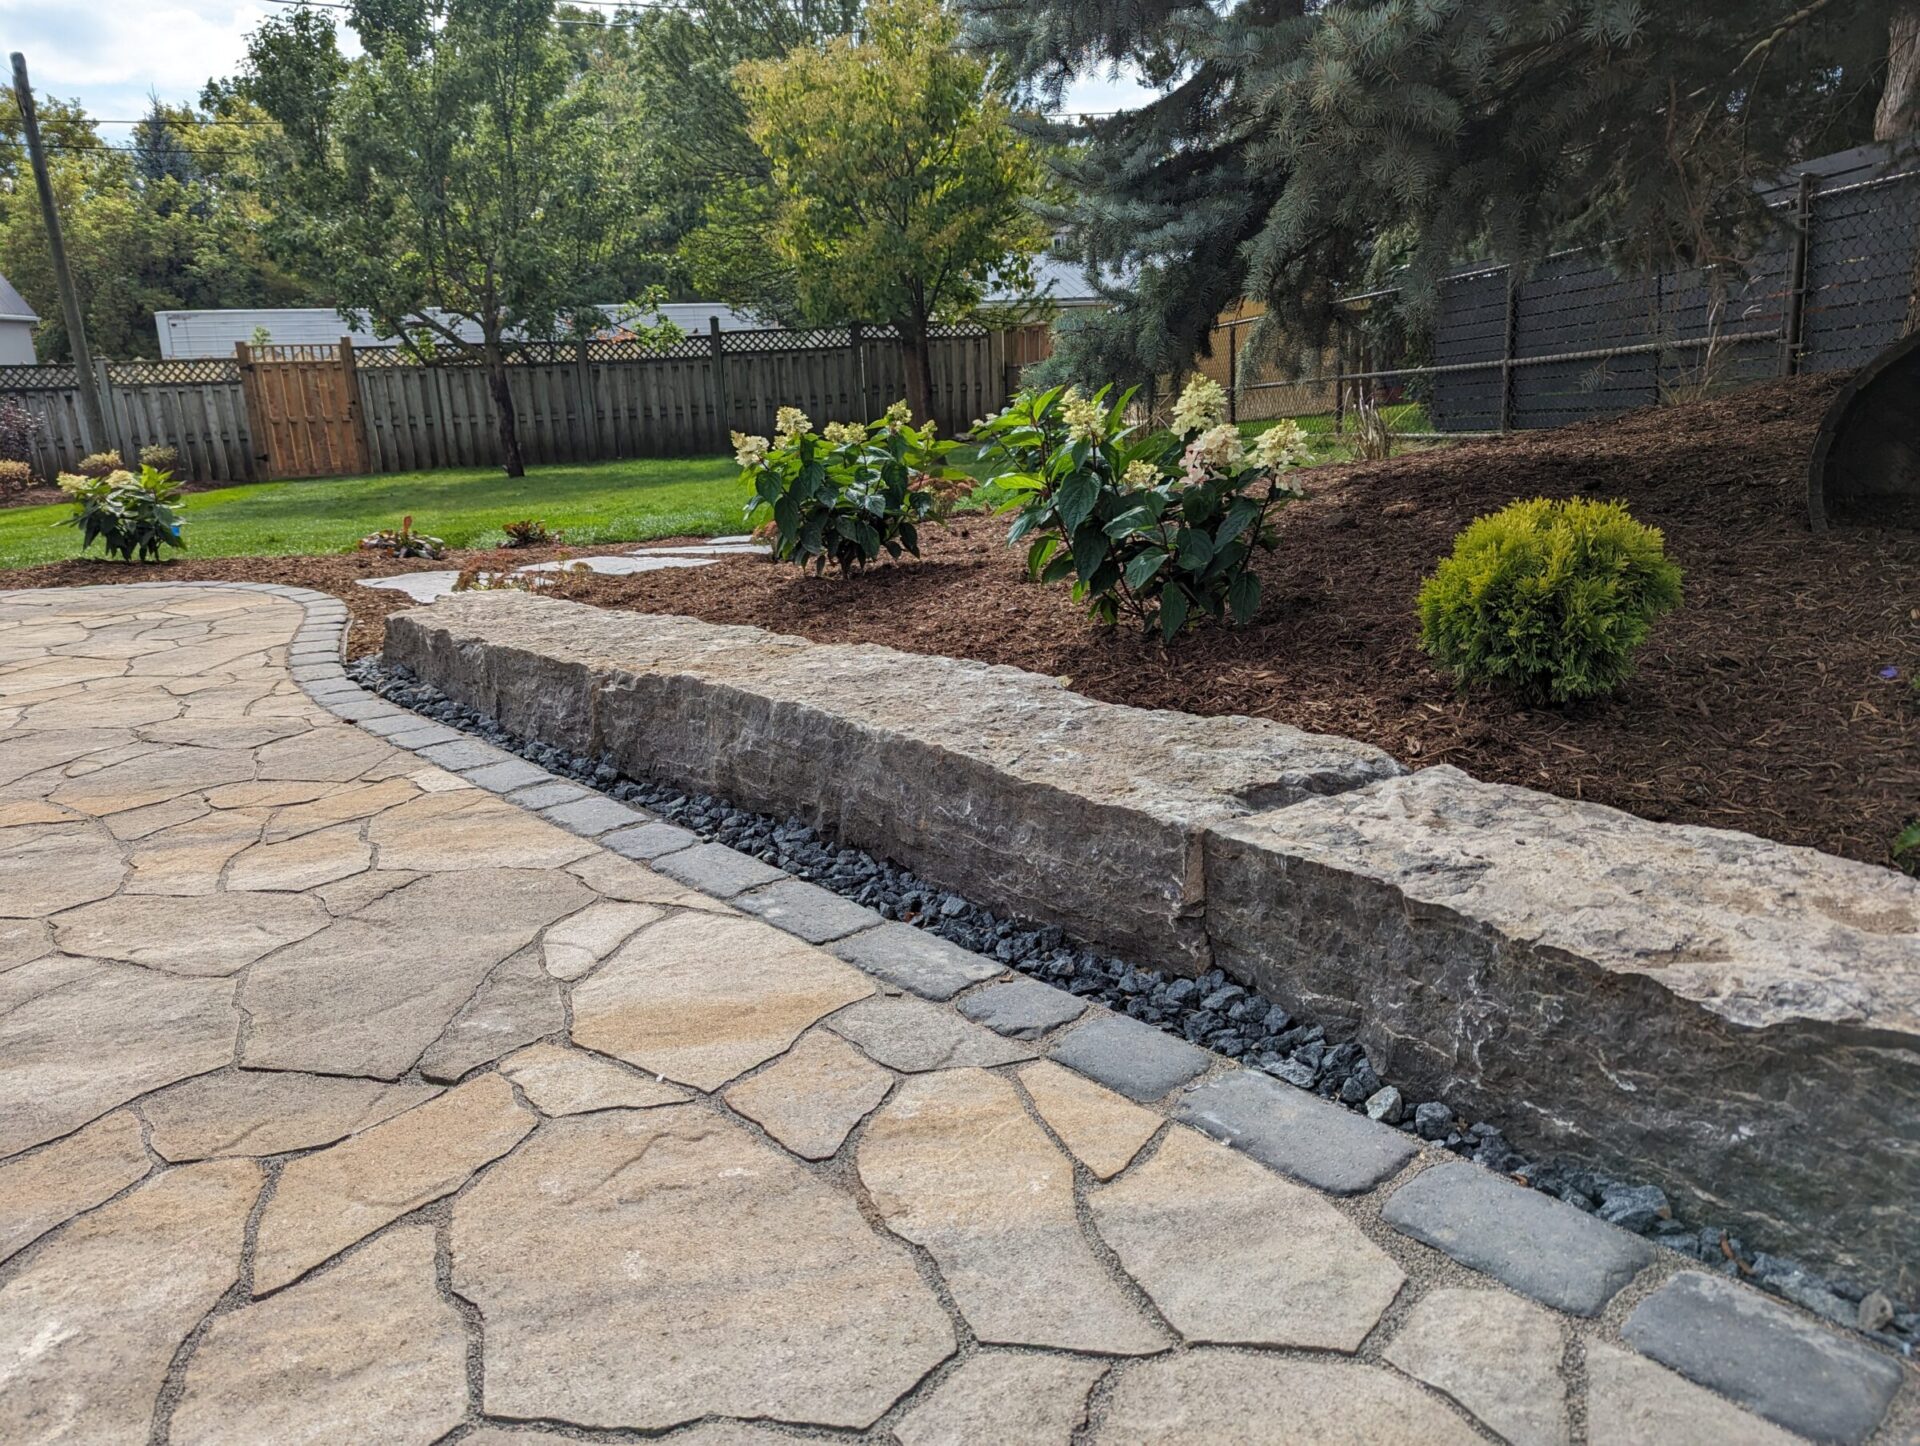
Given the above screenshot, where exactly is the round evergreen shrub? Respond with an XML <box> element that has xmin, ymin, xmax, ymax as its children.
<box><xmin>1417</xmin><ymin>496</ymin><xmax>1682</xmax><ymax>704</ymax></box>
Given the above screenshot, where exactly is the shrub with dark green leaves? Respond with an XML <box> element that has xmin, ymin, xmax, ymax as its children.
<box><xmin>61</xmin><ymin>465</ymin><xmax>186</xmax><ymax>563</ymax></box>
<box><xmin>733</xmin><ymin>403</ymin><xmax>951</xmax><ymax>575</ymax></box>
<box><xmin>1417</xmin><ymin>496</ymin><xmax>1682</xmax><ymax>704</ymax></box>
<box><xmin>138</xmin><ymin>444</ymin><xmax>179</xmax><ymax>474</ymax></box>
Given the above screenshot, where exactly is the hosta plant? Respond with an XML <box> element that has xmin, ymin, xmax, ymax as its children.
<box><xmin>359</xmin><ymin>515</ymin><xmax>446</xmax><ymax>559</ymax></box>
<box><xmin>974</xmin><ymin>376</ymin><xmax>1310</xmax><ymax>639</ymax></box>
<box><xmin>733</xmin><ymin>403</ymin><xmax>955</xmax><ymax>575</ymax></box>
<box><xmin>60</xmin><ymin>465</ymin><xmax>186</xmax><ymax>562</ymax></box>
<box><xmin>1417</xmin><ymin>496</ymin><xmax>1683</xmax><ymax>704</ymax></box>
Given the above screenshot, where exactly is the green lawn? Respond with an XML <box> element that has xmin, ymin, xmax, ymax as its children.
<box><xmin>0</xmin><ymin>456</ymin><xmax>746</xmax><ymax>569</ymax></box>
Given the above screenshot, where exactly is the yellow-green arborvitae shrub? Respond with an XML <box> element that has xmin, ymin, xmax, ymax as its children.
<box><xmin>1417</xmin><ymin>496</ymin><xmax>1682</xmax><ymax>704</ymax></box>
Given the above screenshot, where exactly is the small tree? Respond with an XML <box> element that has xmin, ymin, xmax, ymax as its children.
<box><xmin>244</xmin><ymin>0</ymin><xmax>646</xmax><ymax>477</ymax></box>
<box><xmin>722</xmin><ymin>0</ymin><xmax>1047</xmax><ymax>423</ymax></box>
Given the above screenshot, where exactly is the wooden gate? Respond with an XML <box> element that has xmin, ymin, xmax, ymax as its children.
<box><xmin>235</xmin><ymin>341</ymin><xmax>372</xmax><ymax>479</ymax></box>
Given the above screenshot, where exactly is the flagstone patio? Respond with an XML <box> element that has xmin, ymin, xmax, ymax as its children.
<box><xmin>0</xmin><ymin>581</ymin><xmax>1912</xmax><ymax>1445</ymax></box>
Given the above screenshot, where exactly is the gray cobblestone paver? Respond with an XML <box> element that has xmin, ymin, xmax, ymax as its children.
<box><xmin>0</xmin><ymin>583</ymin><xmax>1901</xmax><ymax>1446</ymax></box>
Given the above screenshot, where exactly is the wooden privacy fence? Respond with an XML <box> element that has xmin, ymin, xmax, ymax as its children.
<box><xmin>0</xmin><ymin>321</ymin><xmax>1046</xmax><ymax>483</ymax></box>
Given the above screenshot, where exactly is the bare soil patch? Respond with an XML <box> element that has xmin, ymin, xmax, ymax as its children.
<box><xmin>4</xmin><ymin>376</ymin><xmax>1914</xmax><ymax>865</ymax></box>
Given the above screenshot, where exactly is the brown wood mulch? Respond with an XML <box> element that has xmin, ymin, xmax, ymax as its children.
<box><xmin>5</xmin><ymin>373</ymin><xmax>1915</xmax><ymax>866</ymax></box>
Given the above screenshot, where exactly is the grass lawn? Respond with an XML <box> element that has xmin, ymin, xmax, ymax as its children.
<box><xmin>0</xmin><ymin>456</ymin><xmax>745</xmax><ymax>569</ymax></box>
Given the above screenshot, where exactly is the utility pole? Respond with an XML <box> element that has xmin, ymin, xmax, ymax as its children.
<box><xmin>10</xmin><ymin>52</ymin><xmax>108</xmax><ymax>448</ymax></box>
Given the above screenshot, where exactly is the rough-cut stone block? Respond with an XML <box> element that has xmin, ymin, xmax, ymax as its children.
<box><xmin>830</xmin><ymin>922</ymin><xmax>1000</xmax><ymax>1000</ymax></box>
<box><xmin>734</xmin><ymin>877</ymin><xmax>882</xmax><ymax>944</ymax></box>
<box><xmin>958</xmin><ymin>977</ymin><xmax>1086</xmax><ymax>1038</ymax></box>
<box><xmin>654</xmin><ymin>841</ymin><xmax>786</xmax><ymax>897</ymax></box>
<box><xmin>1205</xmin><ymin>765</ymin><xmax>1920</xmax><ymax>1284</ymax></box>
<box><xmin>1621</xmin><ymin>1271</ymin><xmax>1904</xmax><ymax>1445</ymax></box>
<box><xmin>1048</xmin><ymin>1012</ymin><xmax>1212</xmax><ymax>1103</ymax></box>
<box><xmin>1174</xmin><ymin>1068</ymin><xmax>1417</xmax><ymax>1196</ymax></box>
<box><xmin>382</xmin><ymin>595</ymin><xmax>1401</xmax><ymax>970</ymax></box>
<box><xmin>541</xmin><ymin>795</ymin><xmax>647</xmax><ymax>838</ymax></box>
<box><xmin>1381</xmin><ymin>1163</ymin><xmax>1654</xmax><ymax>1316</ymax></box>
<box><xmin>462</xmin><ymin>757</ymin><xmax>553</xmax><ymax>792</ymax></box>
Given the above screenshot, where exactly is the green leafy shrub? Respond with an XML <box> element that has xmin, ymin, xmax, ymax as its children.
<box><xmin>1896</xmin><ymin>820</ymin><xmax>1920</xmax><ymax>877</ymax></box>
<box><xmin>75</xmin><ymin>450</ymin><xmax>126</xmax><ymax>480</ymax></box>
<box><xmin>1417</xmin><ymin>496</ymin><xmax>1683</xmax><ymax>704</ymax></box>
<box><xmin>501</xmin><ymin>518</ymin><xmax>558</xmax><ymax>547</ymax></box>
<box><xmin>0</xmin><ymin>459</ymin><xmax>32</xmax><ymax>496</ymax></box>
<box><xmin>733</xmin><ymin>403</ymin><xmax>952</xmax><ymax>575</ymax></box>
<box><xmin>975</xmin><ymin>376</ymin><xmax>1310</xmax><ymax>640</ymax></box>
<box><xmin>358</xmin><ymin>515</ymin><xmax>446</xmax><ymax>559</ymax></box>
<box><xmin>60</xmin><ymin>465</ymin><xmax>186</xmax><ymax>562</ymax></box>
<box><xmin>138</xmin><ymin>444</ymin><xmax>180</xmax><ymax>474</ymax></box>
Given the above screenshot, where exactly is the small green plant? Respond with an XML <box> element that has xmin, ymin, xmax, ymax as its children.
<box><xmin>358</xmin><ymin>515</ymin><xmax>446</xmax><ymax>559</ymax></box>
<box><xmin>60</xmin><ymin>465</ymin><xmax>186</xmax><ymax>562</ymax></box>
<box><xmin>0</xmin><ymin>458</ymin><xmax>32</xmax><ymax>496</ymax></box>
<box><xmin>74</xmin><ymin>450</ymin><xmax>127</xmax><ymax>480</ymax></box>
<box><xmin>1895</xmin><ymin>820</ymin><xmax>1920</xmax><ymax>876</ymax></box>
<box><xmin>138</xmin><ymin>444</ymin><xmax>180</xmax><ymax>474</ymax></box>
<box><xmin>501</xmin><ymin>518</ymin><xmax>558</xmax><ymax>548</ymax></box>
<box><xmin>975</xmin><ymin>376</ymin><xmax>1310</xmax><ymax>639</ymax></box>
<box><xmin>733</xmin><ymin>403</ymin><xmax>953</xmax><ymax>575</ymax></box>
<box><xmin>1417</xmin><ymin>496</ymin><xmax>1683</xmax><ymax>704</ymax></box>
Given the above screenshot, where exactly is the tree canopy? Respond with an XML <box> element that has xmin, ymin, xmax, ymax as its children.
<box><xmin>961</xmin><ymin>0</ymin><xmax>1918</xmax><ymax>386</ymax></box>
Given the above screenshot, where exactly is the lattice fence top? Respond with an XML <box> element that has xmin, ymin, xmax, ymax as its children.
<box><xmin>245</xmin><ymin>344</ymin><xmax>348</xmax><ymax>363</ymax></box>
<box><xmin>0</xmin><ymin>360</ymin><xmax>239</xmax><ymax>391</ymax></box>
<box><xmin>0</xmin><ymin>365</ymin><xmax>78</xmax><ymax>391</ymax></box>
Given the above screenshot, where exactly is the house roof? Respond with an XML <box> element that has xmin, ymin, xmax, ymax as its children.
<box><xmin>0</xmin><ymin>274</ymin><xmax>39</xmax><ymax>325</ymax></box>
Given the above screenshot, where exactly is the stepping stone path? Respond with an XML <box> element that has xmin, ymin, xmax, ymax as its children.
<box><xmin>355</xmin><ymin>536</ymin><xmax>768</xmax><ymax>604</ymax></box>
<box><xmin>0</xmin><ymin>579</ymin><xmax>1910</xmax><ymax>1444</ymax></box>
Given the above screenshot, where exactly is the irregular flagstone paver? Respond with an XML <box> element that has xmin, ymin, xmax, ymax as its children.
<box><xmin>1381</xmin><ymin>1162</ymin><xmax>1655</xmax><ymax>1316</ymax></box>
<box><xmin>140</xmin><ymin>1070</ymin><xmax>439</xmax><ymax>1161</ymax></box>
<box><xmin>465</xmin><ymin>1426</ymin><xmax>792</xmax><ymax>1446</ymax></box>
<box><xmin>1017</xmin><ymin>1059</ymin><xmax>1161</xmax><ymax>1179</ymax></box>
<box><xmin>572</xmin><ymin>912</ymin><xmax>875</xmax><ymax>1090</ymax></box>
<box><xmin>0</xmin><ymin>1111</ymin><xmax>150</xmax><ymax>1264</ymax></box>
<box><xmin>723</xmin><ymin>1028</ymin><xmax>893</xmax><ymax>1159</ymax></box>
<box><xmin>1621</xmin><ymin>1270</ymin><xmax>1904</xmax><ymax>1445</ymax></box>
<box><xmin>453</xmin><ymin>1107</ymin><xmax>955</xmax><ymax>1429</ymax></box>
<box><xmin>499</xmin><ymin>1042</ymin><xmax>689</xmax><ymax>1115</ymax></box>
<box><xmin>1095</xmin><ymin>1352</ymin><xmax>1485</xmax><ymax>1445</ymax></box>
<box><xmin>0</xmin><ymin>824</ymin><xmax>127</xmax><ymax>916</ymax></box>
<box><xmin>254</xmin><ymin>726</ymin><xmax>391</xmax><ymax>782</ymax></box>
<box><xmin>225</xmin><ymin>823</ymin><xmax>373</xmax><ymax>892</ymax></box>
<box><xmin>120</xmin><ymin>807</ymin><xmax>265</xmax><ymax>894</ymax></box>
<box><xmin>1174</xmin><ymin>1067</ymin><xmax>1418</xmax><ymax>1195</ymax></box>
<box><xmin>366</xmin><ymin>788</ymin><xmax>595</xmax><ymax>871</ymax></box>
<box><xmin>99</xmin><ymin>793</ymin><xmax>209</xmax><ymax>839</ymax></box>
<box><xmin>540</xmin><ymin>899</ymin><xmax>664</xmax><ymax>980</ymax></box>
<box><xmin>1089</xmin><ymin>1125</ymin><xmax>1404</xmax><ymax>1350</ymax></box>
<box><xmin>827</xmin><ymin>921</ymin><xmax>1001</xmax><ymax>1000</ymax></box>
<box><xmin>171</xmin><ymin>1225</ymin><xmax>467</xmax><ymax>1446</ymax></box>
<box><xmin>564</xmin><ymin>849</ymin><xmax>729</xmax><ymax>909</ymax></box>
<box><xmin>1584</xmin><ymin>1341</ymin><xmax>1802</xmax><ymax>1446</ymax></box>
<box><xmin>826</xmin><ymin>993</ymin><xmax>1036</xmax><ymax>1073</ymax></box>
<box><xmin>242</xmin><ymin>867</ymin><xmax>590</xmax><ymax>1078</ymax></box>
<box><xmin>49</xmin><ymin>744</ymin><xmax>257</xmax><ymax>815</ymax></box>
<box><xmin>857</xmin><ymin>1068</ymin><xmax>1168</xmax><ymax>1354</ymax></box>
<box><xmin>733</xmin><ymin>876</ymin><xmax>882</xmax><ymax>943</ymax></box>
<box><xmin>893</xmin><ymin>1352</ymin><xmax>1107</xmax><ymax>1446</ymax></box>
<box><xmin>417</xmin><ymin>946</ymin><xmax>565</xmax><ymax>1082</ymax></box>
<box><xmin>52</xmin><ymin>891</ymin><xmax>329</xmax><ymax>976</ymax></box>
<box><xmin>0</xmin><ymin>958</ymin><xmax>237</xmax><ymax>1157</ymax></box>
<box><xmin>260</xmin><ymin>778</ymin><xmax>418</xmax><ymax>841</ymax></box>
<box><xmin>313</xmin><ymin>867</ymin><xmax>419</xmax><ymax>914</ymax></box>
<box><xmin>0</xmin><ymin>1159</ymin><xmax>261</xmax><ymax>1446</ymax></box>
<box><xmin>253</xmin><ymin>1073</ymin><xmax>535</xmax><ymax>1293</ymax></box>
<box><xmin>1047</xmin><ymin>1010</ymin><xmax>1211</xmax><ymax>1102</ymax></box>
<box><xmin>1382</xmin><ymin>1288</ymin><xmax>1570</xmax><ymax>1446</ymax></box>
<box><xmin>0</xmin><ymin>914</ymin><xmax>51</xmax><ymax>969</ymax></box>
<box><xmin>957</xmin><ymin>975</ymin><xmax>1086</xmax><ymax>1038</ymax></box>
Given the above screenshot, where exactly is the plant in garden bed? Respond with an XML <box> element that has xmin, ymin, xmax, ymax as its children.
<box><xmin>59</xmin><ymin>465</ymin><xmax>186</xmax><ymax>563</ymax></box>
<box><xmin>1417</xmin><ymin>496</ymin><xmax>1682</xmax><ymax>704</ymax></box>
<box><xmin>0</xmin><ymin>460</ymin><xmax>31</xmax><ymax>497</ymax></box>
<box><xmin>733</xmin><ymin>403</ymin><xmax>956</xmax><ymax>575</ymax></box>
<box><xmin>74</xmin><ymin>451</ymin><xmax>127</xmax><ymax>480</ymax></box>
<box><xmin>974</xmin><ymin>375</ymin><xmax>1310</xmax><ymax>640</ymax></box>
<box><xmin>501</xmin><ymin>518</ymin><xmax>560</xmax><ymax>547</ymax></box>
<box><xmin>358</xmin><ymin>515</ymin><xmax>446</xmax><ymax>559</ymax></box>
<box><xmin>0</xmin><ymin>398</ymin><xmax>39</xmax><ymax>475</ymax></box>
<box><xmin>138</xmin><ymin>444</ymin><xmax>179</xmax><ymax>474</ymax></box>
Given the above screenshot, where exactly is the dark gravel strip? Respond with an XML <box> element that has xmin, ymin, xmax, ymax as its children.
<box><xmin>350</xmin><ymin>655</ymin><xmax>1915</xmax><ymax>1352</ymax></box>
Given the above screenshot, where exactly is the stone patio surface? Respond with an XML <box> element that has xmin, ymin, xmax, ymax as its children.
<box><xmin>0</xmin><ymin>582</ymin><xmax>1913</xmax><ymax>1445</ymax></box>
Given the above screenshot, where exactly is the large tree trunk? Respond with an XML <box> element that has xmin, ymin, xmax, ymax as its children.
<box><xmin>897</xmin><ymin>313</ymin><xmax>936</xmax><ymax>429</ymax></box>
<box><xmin>1878</xmin><ymin>0</ymin><xmax>1920</xmax><ymax>141</ymax></box>
<box><xmin>483</xmin><ymin>337</ymin><xmax>526</xmax><ymax>478</ymax></box>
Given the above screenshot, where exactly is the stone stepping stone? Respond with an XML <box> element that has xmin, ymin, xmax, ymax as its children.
<box><xmin>1382</xmin><ymin>1288</ymin><xmax>1570</xmax><ymax>1446</ymax></box>
<box><xmin>355</xmin><ymin>572</ymin><xmax>462</xmax><ymax>603</ymax></box>
<box><xmin>515</xmin><ymin>554</ymin><xmax>716</xmax><ymax>576</ymax></box>
<box><xmin>723</xmin><ymin>1030</ymin><xmax>893</xmax><ymax>1160</ymax></box>
<box><xmin>1018</xmin><ymin>1060</ymin><xmax>1161</xmax><ymax>1180</ymax></box>
<box><xmin>626</xmin><ymin>542</ymin><xmax>770</xmax><ymax>557</ymax></box>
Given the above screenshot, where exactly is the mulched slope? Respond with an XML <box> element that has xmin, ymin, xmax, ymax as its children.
<box><xmin>3</xmin><ymin>374</ymin><xmax>1913</xmax><ymax>863</ymax></box>
<box><xmin>578</xmin><ymin>374</ymin><xmax>1919</xmax><ymax>866</ymax></box>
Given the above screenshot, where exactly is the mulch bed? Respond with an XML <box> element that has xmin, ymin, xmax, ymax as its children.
<box><xmin>5</xmin><ymin>374</ymin><xmax>1915</xmax><ymax>865</ymax></box>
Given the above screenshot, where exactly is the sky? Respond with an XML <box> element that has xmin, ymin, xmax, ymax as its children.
<box><xmin>0</xmin><ymin>0</ymin><xmax>1156</xmax><ymax>141</ymax></box>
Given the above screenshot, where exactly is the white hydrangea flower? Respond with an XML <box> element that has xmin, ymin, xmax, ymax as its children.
<box><xmin>1253</xmin><ymin>419</ymin><xmax>1310</xmax><ymax>469</ymax></box>
<box><xmin>883</xmin><ymin>399</ymin><xmax>913</xmax><ymax>431</ymax></box>
<box><xmin>774</xmin><ymin>406</ymin><xmax>812</xmax><ymax>445</ymax></box>
<box><xmin>731</xmin><ymin>431</ymin><xmax>770</xmax><ymax>468</ymax></box>
<box><xmin>1183</xmin><ymin>423</ymin><xmax>1247</xmax><ymax>473</ymax></box>
<box><xmin>1170</xmin><ymin>375</ymin><xmax>1228</xmax><ymax>436</ymax></box>
<box><xmin>1121</xmin><ymin>459</ymin><xmax>1161</xmax><ymax>490</ymax></box>
<box><xmin>1061</xmin><ymin>388</ymin><xmax>1107</xmax><ymax>443</ymax></box>
<box><xmin>822</xmin><ymin>421</ymin><xmax>865</xmax><ymax>446</ymax></box>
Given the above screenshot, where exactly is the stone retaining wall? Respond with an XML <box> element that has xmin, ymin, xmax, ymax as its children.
<box><xmin>385</xmin><ymin>594</ymin><xmax>1920</xmax><ymax>1284</ymax></box>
